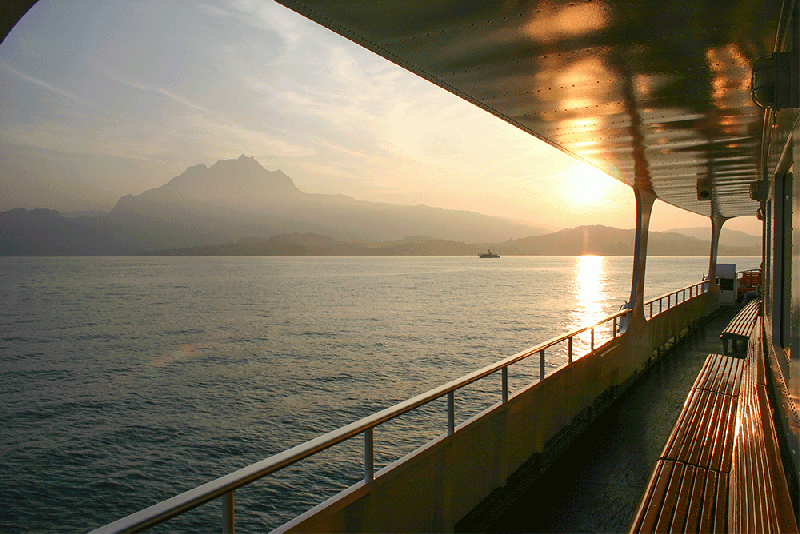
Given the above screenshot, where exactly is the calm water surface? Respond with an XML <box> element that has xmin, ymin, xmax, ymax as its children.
<box><xmin>0</xmin><ymin>256</ymin><xmax>758</xmax><ymax>532</ymax></box>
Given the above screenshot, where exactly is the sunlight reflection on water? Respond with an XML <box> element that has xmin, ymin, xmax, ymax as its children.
<box><xmin>574</xmin><ymin>255</ymin><xmax>607</xmax><ymax>327</ymax></box>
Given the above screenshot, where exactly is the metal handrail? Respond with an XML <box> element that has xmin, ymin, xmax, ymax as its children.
<box><xmin>90</xmin><ymin>280</ymin><xmax>708</xmax><ymax>534</ymax></box>
<box><xmin>645</xmin><ymin>281</ymin><xmax>708</xmax><ymax>320</ymax></box>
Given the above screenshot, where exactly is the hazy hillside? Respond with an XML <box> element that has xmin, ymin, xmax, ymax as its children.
<box><xmin>111</xmin><ymin>155</ymin><xmax>549</xmax><ymax>246</ymax></box>
<box><xmin>0</xmin><ymin>208</ymin><xmax>222</xmax><ymax>256</ymax></box>
<box><xmin>667</xmin><ymin>226</ymin><xmax>762</xmax><ymax>249</ymax></box>
<box><xmin>142</xmin><ymin>225</ymin><xmax>761</xmax><ymax>257</ymax></box>
<box><xmin>148</xmin><ymin>233</ymin><xmax>480</xmax><ymax>257</ymax></box>
<box><xmin>0</xmin><ymin>209</ymin><xmax>135</xmax><ymax>255</ymax></box>
<box><xmin>478</xmin><ymin>225</ymin><xmax>759</xmax><ymax>256</ymax></box>
<box><xmin>0</xmin><ymin>156</ymin><xmax>765</xmax><ymax>257</ymax></box>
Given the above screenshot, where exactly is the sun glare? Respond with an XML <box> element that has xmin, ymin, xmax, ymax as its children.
<box><xmin>564</xmin><ymin>166</ymin><xmax>612</xmax><ymax>207</ymax></box>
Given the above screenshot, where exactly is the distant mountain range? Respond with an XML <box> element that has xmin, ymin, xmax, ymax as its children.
<box><xmin>492</xmin><ymin>225</ymin><xmax>760</xmax><ymax>256</ymax></box>
<box><xmin>664</xmin><ymin>227</ymin><xmax>762</xmax><ymax>250</ymax></box>
<box><xmin>143</xmin><ymin>225</ymin><xmax>760</xmax><ymax>257</ymax></box>
<box><xmin>0</xmin><ymin>155</ymin><xmax>761</xmax><ymax>256</ymax></box>
<box><xmin>0</xmin><ymin>155</ymin><xmax>551</xmax><ymax>255</ymax></box>
<box><xmin>110</xmin><ymin>155</ymin><xmax>549</xmax><ymax>244</ymax></box>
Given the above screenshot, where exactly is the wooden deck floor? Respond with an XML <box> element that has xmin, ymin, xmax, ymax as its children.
<box><xmin>456</xmin><ymin>306</ymin><xmax>740</xmax><ymax>533</ymax></box>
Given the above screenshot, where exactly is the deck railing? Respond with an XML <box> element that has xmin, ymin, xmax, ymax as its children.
<box><xmin>90</xmin><ymin>280</ymin><xmax>708</xmax><ymax>534</ymax></box>
<box><xmin>645</xmin><ymin>281</ymin><xmax>709</xmax><ymax>320</ymax></box>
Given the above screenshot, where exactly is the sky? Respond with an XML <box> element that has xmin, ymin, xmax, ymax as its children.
<box><xmin>0</xmin><ymin>0</ymin><xmax>762</xmax><ymax>235</ymax></box>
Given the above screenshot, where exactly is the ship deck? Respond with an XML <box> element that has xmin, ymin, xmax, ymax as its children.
<box><xmin>457</xmin><ymin>305</ymin><xmax>740</xmax><ymax>533</ymax></box>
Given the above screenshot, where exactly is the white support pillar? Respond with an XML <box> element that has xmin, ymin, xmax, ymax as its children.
<box><xmin>708</xmin><ymin>213</ymin><xmax>728</xmax><ymax>291</ymax></box>
<box><xmin>702</xmin><ymin>213</ymin><xmax>727</xmax><ymax>312</ymax></box>
<box><xmin>622</xmin><ymin>186</ymin><xmax>657</xmax><ymax>330</ymax></box>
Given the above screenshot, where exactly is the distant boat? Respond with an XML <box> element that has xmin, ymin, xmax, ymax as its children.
<box><xmin>479</xmin><ymin>249</ymin><xmax>500</xmax><ymax>258</ymax></box>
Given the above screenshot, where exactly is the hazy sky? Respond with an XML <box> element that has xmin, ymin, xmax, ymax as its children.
<box><xmin>0</xmin><ymin>0</ymin><xmax>761</xmax><ymax>234</ymax></box>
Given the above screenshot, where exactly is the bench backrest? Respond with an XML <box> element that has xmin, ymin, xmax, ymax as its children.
<box><xmin>727</xmin><ymin>317</ymin><xmax>797</xmax><ymax>533</ymax></box>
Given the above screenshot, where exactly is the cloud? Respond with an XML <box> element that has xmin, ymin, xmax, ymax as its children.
<box><xmin>198</xmin><ymin>3</ymin><xmax>237</xmax><ymax>19</ymax></box>
<box><xmin>1</xmin><ymin>61</ymin><xmax>94</xmax><ymax>109</ymax></box>
<box><xmin>103</xmin><ymin>69</ymin><xmax>231</xmax><ymax>123</ymax></box>
<box><xmin>173</xmin><ymin>112</ymin><xmax>315</xmax><ymax>160</ymax></box>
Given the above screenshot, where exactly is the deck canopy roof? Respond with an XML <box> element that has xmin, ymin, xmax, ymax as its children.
<box><xmin>275</xmin><ymin>0</ymin><xmax>785</xmax><ymax>219</ymax></box>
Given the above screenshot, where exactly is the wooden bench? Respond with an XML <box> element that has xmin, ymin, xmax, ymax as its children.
<box><xmin>630</xmin><ymin>317</ymin><xmax>797</xmax><ymax>533</ymax></box>
<box><xmin>727</xmin><ymin>320</ymin><xmax>797</xmax><ymax>533</ymax></box>
<box><xmin>719</xmin><ymin>298</ymin><xmax>760</xmax><ymax>355</ymax></box>
<box><xmin>629</xmin><ymin>353</ymin><xmax>745</xmax><ymax>533</ymax></box>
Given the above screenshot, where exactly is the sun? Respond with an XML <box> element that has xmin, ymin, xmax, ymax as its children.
<box><xmin>564</xmin><ymin>165</ymin><xmax>612</xmax><ymax>208</ymax></box>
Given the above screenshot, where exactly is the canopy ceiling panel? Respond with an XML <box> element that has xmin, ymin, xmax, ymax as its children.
<box><xmin>274</xmin><ymin>0</ymin><xmax>783</xmax><ymax>219</ymax></box>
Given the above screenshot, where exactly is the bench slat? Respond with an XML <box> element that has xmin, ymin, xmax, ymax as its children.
<box><xmin>691</xmin><ymin>353</ymin><xmax>746</xmax><ymax>396</ymax></box>
<box><xmin>672</xmin><ymin>391</ymin><xmax>712</xmax><ymax>465</ymax></box>
<box><xmin>637</xmin><ymin>460</ymin><xmax>674</xmax><ymax>533</ymax></box>
<box><xmin>663</xmin><ymin>391</ymin><xmax>705</xmax><ymax>463</ymax></box>
<box><xmin>697</xmin><ymin>393</ymin><xmax>731</xmax><ymax>470</ymax></box>
<box><xmin>661</xmin><ymin>388</ymin><xmax>737</xmax><ymax>473</ymax></box>
<box><xmin>717</xmin><ymin>395</ymin><xmax>737</xmax><ymax>473</ymax></box>
<box><xmin>714</xmin><ymin>472</ymin><xmax>727</xmax><ymax>534</ymax></box>
<box><xmin>684</xmin><ymin>467</ymin><xmax>705</xmax><ymax>532</ymax></box>
<box><xmin>687</xmin><ymin>393</ymin><xmax>721</xmax><ymax>466</ymax></box>
<box><xmin>655</xmin><ymin>462</ymin><xmax>685</xmax><ymax>533</ymax></box>
<box><xmin>671</xmin><ymin>464</ymin><xmax>696</xmax><ymax>532</ymax></box>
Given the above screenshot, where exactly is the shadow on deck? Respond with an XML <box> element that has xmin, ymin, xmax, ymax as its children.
<box><xmin>456</xmin><ymin>306</ymin><xmax>740</xmax><ymax>533</ymax></box>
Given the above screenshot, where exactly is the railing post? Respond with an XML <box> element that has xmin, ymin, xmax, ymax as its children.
<box><xmin>590</xmin><ymin>328</ymin><xmax>595</xmax><ymax>351</ymax></box>
<box><xmin>501</xmin><ymin>367</ymin><xmax>508</xmax><ymax>403</ymax></box>
<box><xmin>539</xmin><ymin>349</ymin><xmax>545</xmax><ymax>381</ymax></box>
<box><xmin>660</xmin><ymin>298</ymin><xmax>663</xmax><ymax>313</ymax></box>
<box><xmin>649</xmin><ymin>301</ymin><xmax>653</xmax><ymax>318</ymax></box>
<box><xmin>447</xmin><ymin>391</ymin><xmax>455</xmax><ymax>435</ymax></box>
<box><xmin>568</xmin><ymin>336</ymin><xmax>574</xmax><ymax>361</ymax></box>
<box><xmin>222</xmin><ymin>491</ymin><xmax>234</xmax><ymax>534</ymax></box>
<box><xmin>364</xmin><ymin>428</ymin><xmax>374</xmax><ymax>482</ymax></box>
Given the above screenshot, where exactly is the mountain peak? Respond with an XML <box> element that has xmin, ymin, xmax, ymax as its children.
<box><xmin>210</xmin><ymin>154</ymin><xmax>263</xmax><ymax>169</ymax></box>
<box><xmin>113</xmin><ymin>156</ymin><xmax>300</xmax><ymax>215</ymax></box>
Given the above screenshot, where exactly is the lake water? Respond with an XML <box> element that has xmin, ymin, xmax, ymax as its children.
<box><xmin>0</xmin><ymin>255</ymin><xmax>759</xmax><ymax>532</ymax></box>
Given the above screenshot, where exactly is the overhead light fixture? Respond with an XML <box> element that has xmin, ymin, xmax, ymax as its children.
<box><xmin>749</xmin><ymin>180</ymin><xmax>768</xmax><ymax>201</ymax></box>
<box><xmin>751</xmin><ymin>52</ymin><xmax>799</xmax><ymax>110</ymax></box>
